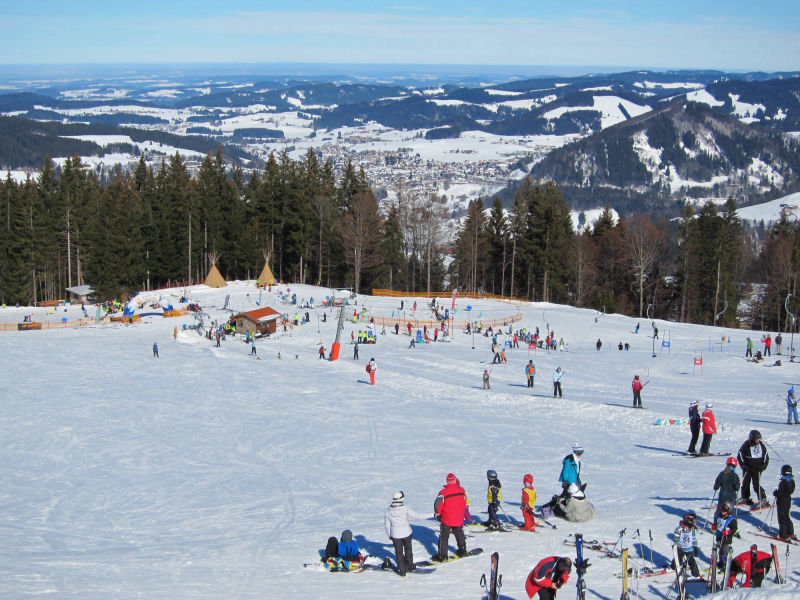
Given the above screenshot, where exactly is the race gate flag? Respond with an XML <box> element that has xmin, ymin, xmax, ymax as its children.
<box><xmin>451</xmin><ymin>289</ymin><xmax>458</xmax><ymax>311</ymax></box>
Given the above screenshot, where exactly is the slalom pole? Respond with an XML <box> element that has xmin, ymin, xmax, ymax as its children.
<box><xmin>702</xmin><ymin>490</ymin><xmax>718</xmax><ymax>533</ymax></box>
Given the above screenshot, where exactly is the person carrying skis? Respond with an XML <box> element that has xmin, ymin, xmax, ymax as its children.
<box><xmin>711</xmin><ymin>500</ymin><xmax>738</xmax><ymax>568</ymax></box>
<box><xmin>366</xmin><ymin>358</ymin><xmax>377</xmax><ymax>385</ymax></box>
<box><xmin>384</xmin><ymin>491</ymin><xmax>427</xmax><ymax>576</ymax></box>
<box><xmin>773</xmin><ymin>464</ymin><xmax>796</xmax><ymax>541</ymax></box>
<box><xmin>432</xmin><ymin>473</ymin><xmax>468</xmax><ymax>561</ymax></box>
<box><xmin>552</xmin><ymin>367</ymin><xmax>564</xmax><ymax>398</ymax></box>
<box><xmin>713</xmin><ymin>457</ymin><xmax>741</xmax><ymax>521</ymax></box>
<box><xmin>525</xmin><ymin>556</ymin><xmax>576</xmax><ymax>600</ymax></box>
<box><xmin>485</xmin><ymin>470</ymin><xmax>502</xmax><ymax>529</ymax></box>
<box><xmin>525</xmin><ymin>360</ymin><xmax>536</xmax><ymax>388</ymax></box>
<box><xmin>520</xmin><ymin>474</ymin><xmax>537</xmax><ymax>531</ymax></box>
<box><xmin>728</xmin><ymin>545</ymin><xmax>772</xmax><ymax>588</ymax></box>
<box><xmin>737</xmin><ymin>429</ymin><xmax>770</xmax><ymax>506</ymax></box>
<box><xmin>699</xmin><ymin>402</ymin><xmax>716</xmax><ymax>455</ymax></box>
<box><xmin>687</xmin><ymin>400</ymin><xmax>702</xmax><ymax>454</ymax></box>
<box><xmin>558</xmin><ymin>443</ymin><xmax>584</xmax><ymax>495</ymax></box>
<box><xmin>482</xmin><ymin>369</ymin><xmax>490</xmax><ymax>390</ymax></box>
<box><xmin>631</xmin><ymin>375</ymin><xmax>643</xmax><ymax>408</ymax></box>
<box><xmin>672</xmin><ymin>510</ymin><xmax>701</xmax><ymax>577</ymax></box>
<box><xmin>787</xmin><ymin>387</ymin><xmax>799</xmax><ymax>424</ymax></box>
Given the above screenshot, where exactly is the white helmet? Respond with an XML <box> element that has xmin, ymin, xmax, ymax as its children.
<box><xmin>567</xmin><ymin>483</ymin><xmax>580</xmax><ymax>495</ymax></box>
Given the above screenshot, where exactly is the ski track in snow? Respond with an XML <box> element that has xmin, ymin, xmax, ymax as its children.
<box><xmin>1</xmin><ymin>283</ymin><xmax>799</xmax><ymax>599</ymax></box>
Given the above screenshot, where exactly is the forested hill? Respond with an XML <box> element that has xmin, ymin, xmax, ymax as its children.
<box><xmin>496</xmin><ymin>101</ymin><xmax>800</xmax><ymax>215</ymax></box>
<box><xmin>0</xmin><ymin>116</ymin><xmax>253</xmax><ymax>170</ymax></box>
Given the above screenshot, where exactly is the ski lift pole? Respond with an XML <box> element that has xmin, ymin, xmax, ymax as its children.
<box><xmin>714</xmin><ymin>301</ymin><xmax>728</xmax><ymax>326</ymax></box>
<box><xmin>785</xmin><ymin>294</ymin><xmax>796</xmax><ymax>362</ymax></box>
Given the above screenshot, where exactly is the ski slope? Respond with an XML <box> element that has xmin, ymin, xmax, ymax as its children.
<box><xmin>1</xmin><ymin>282</ymin><xmax>798</xmax><ymax>599</ymax></box>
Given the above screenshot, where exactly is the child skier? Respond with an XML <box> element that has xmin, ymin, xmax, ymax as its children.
<box><xmin>712</xmin><ymin>501</ymin><xmax>738</xmax><ymax>568</ymax></box>
<box><xmin>713</xmin><ymin>457</ymin><xmax>741</xmax><ymax>520</ymax></box>
<box><xmin>482</xmin><ymin>369</ymin><xmax>490</xmax><ymax>390</ymax></box>
<box><xmin>485</xmin><ymin>470</ymin><xmax>502</xmax><ymax>529</ymax></box>
<box><xmin>672</xmin><ymin>510</ymin><xmax>700</xmax><ymax>577</ymax></box>
<box><xmin>520</xmin><ymin>473</ymin><xmax>537</xmax><ymax>531</ymax></box>
<box><xmin>787</xmin><ymin>387</ymin><xmax>799</xmax><ymax>424</ymax></box>
<box><xmin>773</xmin><ymin>464</ymin><xmax>796</xmax><ymax>541</ymax></box>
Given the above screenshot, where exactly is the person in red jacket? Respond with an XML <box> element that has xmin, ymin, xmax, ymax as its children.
<box><xmin>728</xmin><ymin>545</ymin><xmax>772</xmax><ymax>588</ymax></box>
<box><xmin>699</xmin><ymin>402</ymin><xmax>717</xmax><ymax>455</ymax></box>
<box><xmin>433</xmin><ymin>473</ymin><xmax>468</xmax><ymax>561</ymax></box>
<box><xmin>525</xmin><ymin>556</ymin><xmax>572</xmax><ymax>599</ymax></box>
<box><xmin>631</xmin><ymin>375</ymin><xmax>644</xmax><ymax>408</ymax></box>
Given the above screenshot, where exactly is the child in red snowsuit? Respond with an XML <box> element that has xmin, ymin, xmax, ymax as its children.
<box><xmin>521</xmin><ymin>474</ymin><xmax>537</xmax><ymax>531</ymax></box>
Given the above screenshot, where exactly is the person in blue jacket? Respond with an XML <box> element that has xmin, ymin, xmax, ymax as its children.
<box><xmin>787</xmin><ymin>387</ymin><xmax>799</xmax><ymax>425</ymax></box>
<box><xmin>325</xmin><ymin>529</ymin><xmax>364</xmax><ymax>571</ymax></box>
<box><xmin>559</xmin><ymin>443</ymin><xmax>584</xmax><ymax>496</ymax></box>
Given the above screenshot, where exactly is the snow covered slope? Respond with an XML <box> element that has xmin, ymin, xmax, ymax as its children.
<box><xmin>1</xmin><ymin>282</ymin><xmax>798</xmax><ymax>599</ymax></box>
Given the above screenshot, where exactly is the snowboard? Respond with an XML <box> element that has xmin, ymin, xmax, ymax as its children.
<box><xmin>362</xmin><ymin>561</ymin><xmax>436</xmax><ymax>575</ymax></box>
<box><xmin>419</xmin><ymin>547</ymin><xmax>483</xmax><ymax>567</ymax></box>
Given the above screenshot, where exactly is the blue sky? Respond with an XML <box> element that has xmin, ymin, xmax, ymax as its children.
<box><xmin>2</xmin><ymin>1</ymin><xmax>799</xmax><ymax>71</ymax></box>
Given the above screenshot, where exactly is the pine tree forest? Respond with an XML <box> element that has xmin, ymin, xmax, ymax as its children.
<box><xmin>1</xmin><ymin>150</ymin><xmax>797</xmax><ymax>330</ymax></box>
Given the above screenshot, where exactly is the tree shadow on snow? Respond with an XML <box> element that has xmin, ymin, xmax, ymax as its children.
<box><xmin>634</xmin><ymin>444</ymin><xmax>686</xmax><ymax>456</ymax></box>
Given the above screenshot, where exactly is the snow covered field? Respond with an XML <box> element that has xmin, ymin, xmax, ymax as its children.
<box><xmin>1</xmin><ymin>282</ymin><xmax>799</xmax><ymax>599</ymax></box>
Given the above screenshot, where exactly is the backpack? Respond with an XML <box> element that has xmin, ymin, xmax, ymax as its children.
<box><xmin>366</xmin><ymin>363</ymin><xmax>371</xmax><ymax>373</ymax></box>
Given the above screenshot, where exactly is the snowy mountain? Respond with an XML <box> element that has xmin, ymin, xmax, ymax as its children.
<box><xmin>1</xmin><ymin>281</ymin><xmax>799</xmax><ymax>598</ymax></box>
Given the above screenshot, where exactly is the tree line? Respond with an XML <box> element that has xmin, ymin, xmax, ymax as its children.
<box><xmin>1</xmin><ymin>149</ymin><xmax>797</xmax><ymax>331</ymax></box>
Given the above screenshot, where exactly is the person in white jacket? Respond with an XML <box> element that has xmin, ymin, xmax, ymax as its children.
<box><xmin>552</xmin><ymin>367</ymin><xmax>564</xmax><ymax>398</ymax></box>
<box><xmin>384</xmin><ymin>491</ymin><xmax>428</xmax><ymax>575</ymax></box>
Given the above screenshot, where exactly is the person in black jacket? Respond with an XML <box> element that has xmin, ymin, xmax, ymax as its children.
<box><xmin>773</xmin><ymin>464</ymin><xmax>796</xmax><ymax>541</ymax></box>
<box><xmin>737</xmin><ymin>430</ymin><xmax>770</xmax><ymax>507</ymax></box>
<box><xmin>687</xmin><ymin>400</ymin><xmax>701</xmax><ymax>454</ymax></box>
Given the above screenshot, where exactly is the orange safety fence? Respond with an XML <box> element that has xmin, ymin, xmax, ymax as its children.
<box><xmin>371</xmin><ymin>289</ymin><xmax>527</xmax><ymax>302</ymax></box>
<box><xmin>0</xmin><ymin>318</ymin><xmax>113</xmax><ymax>331</ymax></box>
<box><xmin>361</xmin><ymin>312</ymin><xmax>523</xmax><ymax>329</ymax></box>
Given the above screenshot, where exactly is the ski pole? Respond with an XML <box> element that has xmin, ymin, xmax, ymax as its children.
<box><xmin>702</xmin><ymin>490</ymin><xmax>718</xmax><ymax>533</ymax></box>
<box><xmin>498</xmin><ymin>503</ymin><xmax>516</xmax><ymax>527</ymax></box>
<box><xmin>648</xmin><ymin>530</ymin><xmax>654</xmax><ymax>569</ymax></box>
<box><xmin>762</xmin><ymin>439</ymin><xmax>784</xmax><ymax>461</ymax></box>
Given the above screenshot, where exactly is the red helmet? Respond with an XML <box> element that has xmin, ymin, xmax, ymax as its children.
<box><xmin>446</xmin><ymin>473</ymin><xmax>457</xmax><ymax>484</ymax></box>
<box><xmin>524</xmin><ymin>474</ymin><xmax>534</xmax><ymax>485</ymax></box>
<box><xmin>727</xmin><ymin>457</ymin><xmax>738</xmax><ymax>468</ymax></box>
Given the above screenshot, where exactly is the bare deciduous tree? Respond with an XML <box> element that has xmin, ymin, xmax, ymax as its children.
<box><xmin>625</xmin><ymin>215</ymin><xmax>665</xmax><ymax>318</ymax></box>
<box><xmin>339</xmin><ymin>191</ymin><xmax>383</xmax><ymax>294</ymax></box>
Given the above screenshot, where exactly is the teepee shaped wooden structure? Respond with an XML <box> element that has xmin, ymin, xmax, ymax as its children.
<box><xmin>257</xmin><ymin>251</ymin><xmax>276</xmax><ymax>286</ymax></box>
<box><xmin>204</xmin><ymin>252</ymin><xmax>227</xmax><ymax>288</ymax></box>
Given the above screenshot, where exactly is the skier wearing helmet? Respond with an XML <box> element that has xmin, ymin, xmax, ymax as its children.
<box><xmin>737</xmin><ymin>430</ymin><xmax>770</xmax><ymax>507</ymax></box>
<box><xmin>773</xmin><ymin>464</ymin><xmax>796</xmax><ymax>541</ymax></box>
<box><xmin>485</xmin><ymin>470</ymin><xmax>502</xmax><ymax>530</ymax></box>
<box><xmin>520</xmin><ymin>474</ymin><xmax>537</xmax><ymax>531</ymax></box>
<box><xmin>712</xmin><ymin>501</ymin><xmax>738</xmax><ymax>568</ymax></box>
<box><xmin>687</xmin><ymin>400</ymin><xmax>702</xmax><ymax>454</ymax></box>
<box><xmin>672</xmin><ymin>511</ymin><xmax>700</xmax><ymax>577</ymax></box>
<box><xmin>713</xmin><ymin>457</ymin><xmax>741</xmax><ymax>520</ymax></box>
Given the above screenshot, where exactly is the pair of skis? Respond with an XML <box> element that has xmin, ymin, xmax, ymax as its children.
<box><xmin>479</xmin><ymin>552</ymin><xmax>501</xmax><ymax>600</ymax></box>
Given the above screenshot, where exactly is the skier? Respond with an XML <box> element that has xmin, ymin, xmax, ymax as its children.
<box><xmin>558</xmin><ymin>443</ymin><xmax>584</xmax><ymax>495</ymax></box>
<box><xmin>250</xmin><ymin>339</ymin><xmax>257</xmax><ymax>355</ymax></box>
<box><xmin>485</xmin><ymin>470</ymin><xmax>502</xmax><ymax>529</ymax></box>
<box><xmin>394</xmin><ymin>323</ymin><xmax>399</xmax><ymax>335</ymax></box>
<box><xmin>711</xmin><ymin>501</ymin><xmax>738</xmax><ymax>568</ymax></box>
<box><xmin>319</xmin><ymin>345</ymin><xmax>326</xmax><ymax>359</ymax></box>
<box><xmin>353</xmin><ymin>342</ymin><xmax>359</xmax><ymax>360</ymax></box>
<box><xmin>152</xmin><ymin>342</ymin><xmax>159</xmax><ymax>358</ymax></box>
<box><xmin>699</xmin><ymin>402</ymin><xmax>716</xmax><ymax>455</ymax></box>
<box><xmin>524</xmin><ymin>556</ymin><xmax>575</xmax><ymax>600</ymax></box>
<box><xmin>787</xmin><ymin>387</ymin><xmax>799</xmax><ymax>424</ymax></box>
<box><xmin>773</xmin><ymin>464</ymin><xmax>796</xmax><ymax>541</ymax></box>
<box><xmin>745</xmin><ymin>336</ymin><xmax>753</xmax><ymax>357</ymax></box>
<box><xmin>520</xmin><ymin>474</ymin><xmax>537</xmax><ymax>531</ymax></box>
<box><xmin>631</xmin><ymin>375</ymin><xmax>643</xmax><ymax>408</ymax></box>
<box><xmin>384</xmin><ymin>491</ymin><xmax>427</xmax><ymax>576</ymax></box>
<box><xmin>635</xmin><ymin>322</ymin><xmax>640</xmax><ymax>334</ymax></box>
<box><xmin>482</xmin><ymin>369</ymin><xmax>490</xmax><ymax>390</ymax></box>
<box><xmin>713</xmin><ymin>457</ymin><xmax>741</xmax><ymax>521</ymax></box>
<box><xmin>763</xmin><ymin>333</ymin><xmax>772</xmax><ymax>357</ymax></box>
<box><xmin>433</xmin><ymin>473</ymin><xmax>468</xmax><ymax>561</ymax></box>
<box><xmin>526</xmin><ymin>360</ymin><xmax>536</xmax><ymax>388</ymax></box>
<box><xmin>672</xmin><ymin>510</ymin><xmax>700</xmax><ymax>577</ymax></box>
<box><xmin>366</xmin><ymin>358</ymin><xmax>377</xmax><ymax>385</ymax></box>
<box><xmin>687</xmin><ymin>400</ymin><xmax>702</xmax><ymax>454</ymax></box>
<box><xmin>596</xmin><ymin>338</ymin><xmax>602</xmax><ymax>351</ymax></box>
<box><xmin>552</xmin><ymin>367</ymin><xmax>564</xmax><ymax>398</ymax></box>
<box><xmin>728</xmin><ymin>545</ymin><xmax>772</xmax><ymax>588</ymax></box>
<box><xmin>737</xmin><ymin>429</ymin><xmax>769</xmax><ymax>506</ymax></box>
